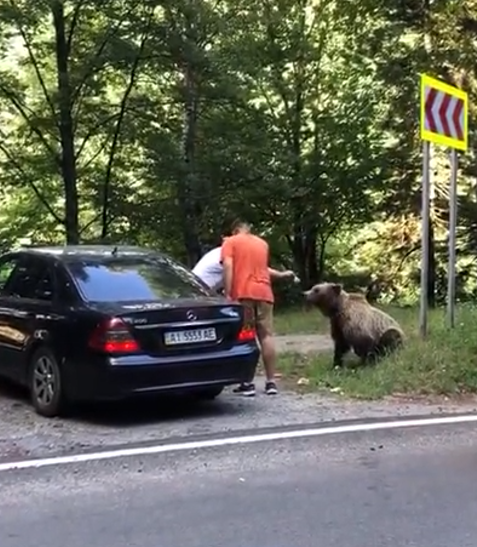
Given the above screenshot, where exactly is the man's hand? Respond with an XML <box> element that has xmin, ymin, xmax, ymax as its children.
<box><xmin>268</xmin><ymin>268</ymin><xmax>298</xmax><ymax>281</ymax></box>
<box><xmin>282</xmin><ymin>270</ymin><xmax>297</xmax><ymax>280</ymax></box>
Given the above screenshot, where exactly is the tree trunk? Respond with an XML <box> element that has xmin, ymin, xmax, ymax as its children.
<box><xmin>52</xmin><ymin>1</ymin><xmax>79</xmax><ymax>244</ymax></box>
<box><xmin>290</xmin><ymin>226</ymin><xmax>306</xmax><ymax>286</ymax></box>
<box><xmin>305</xmin><ymin>227</ymin><xmax>319</xmax><ymax>284</ymax></box>
<box><xmin>289</xmin><ymin>226</ymin><xmax>318</xmax><ymax>288</ymax></box>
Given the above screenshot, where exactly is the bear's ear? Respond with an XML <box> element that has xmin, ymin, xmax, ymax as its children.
<box><xmin>331</xmin><ymin>283</ymin><xmax>342</xmax><ymax>295</ymax></box>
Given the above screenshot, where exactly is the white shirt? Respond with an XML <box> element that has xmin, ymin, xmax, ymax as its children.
<box><xmin>192</xmin><ymin>246</ymin><xmax>223</xmax><ymax>290</ymax></box>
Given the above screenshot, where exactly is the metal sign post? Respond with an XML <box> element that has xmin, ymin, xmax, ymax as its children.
<box><xmin>419</xmin><ymin>74</ymin><xmax>468</xmax><ymax>337</ymax></box>
<box><xmin>446</xmin><ymin>149</ymin><xmax>458</xmax><ymax>327</ymax></box>
<box><xmin>419</xmin><ymin>141</ymin><xmax>431</xmax><ymax>338</ymax></box>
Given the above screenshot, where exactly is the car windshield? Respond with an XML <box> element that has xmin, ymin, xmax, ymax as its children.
<box><xmin>66</xmin><ymin>254</ymin><xmax>212</xmax><ymax>302</ymax></box>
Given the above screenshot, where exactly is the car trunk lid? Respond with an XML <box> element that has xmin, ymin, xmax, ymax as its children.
<box><xmin>89</xmin><ymin>298</ymin><xmax>248</xmax><ymax>356</ymax></box>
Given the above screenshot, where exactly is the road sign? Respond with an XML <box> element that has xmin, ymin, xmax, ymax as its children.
<box><xmin>420</xmin><ymin>74</ymin><xmax>468</xmax><ymax>151</ymax></box>
<box><xmin>419</xmin><ymin>74</ymin><xmax>469</xmax><ymax>337</ymax></box>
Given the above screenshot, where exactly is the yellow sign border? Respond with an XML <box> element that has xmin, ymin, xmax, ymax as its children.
<box><xmin>420</xmin><ymin>74</ymin><xmax>468</xmax><ymax>151</ymax></box>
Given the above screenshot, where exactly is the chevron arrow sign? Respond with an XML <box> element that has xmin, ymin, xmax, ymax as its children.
<box><xmin>420</xmin><ymin>74</ymin><xmax>468</xmax><ymax>151</ymax></box>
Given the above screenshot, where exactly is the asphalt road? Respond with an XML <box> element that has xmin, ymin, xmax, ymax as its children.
<box><xmin>1</xmin><ymin>422</ymin><xmax>477</xmax><ymax>546</ymax></box>
<box><xmin>2</xmin><ymin>371</ymin><xmax>477</xmax><ymax>461</ymax></box>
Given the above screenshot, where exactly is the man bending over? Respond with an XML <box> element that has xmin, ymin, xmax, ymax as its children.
<box><xmin>221</xmin><ymin>219</ymin><xmax>296</xmax><ymax>396</ymax></box>
<box><xmin>192</xmin><ymin>245</ymin><xmax>224</xmax><ymax>292</ymax></box>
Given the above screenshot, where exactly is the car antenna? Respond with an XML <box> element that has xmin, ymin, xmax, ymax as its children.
<box><xmin>111</xmin><ymin>246</ymin><xmax>118</xmax><ymax>256</ymax></box>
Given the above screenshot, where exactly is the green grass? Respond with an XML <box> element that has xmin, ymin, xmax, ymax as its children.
<box><xmin>274</xmin><ymin>307</ymin><xmax>327</xmax><ymax>334</ymax></box>
<box><xmin>275</xmin><ymin>304</ymin><xmax>477</xmax><ymax>400</ymax></box>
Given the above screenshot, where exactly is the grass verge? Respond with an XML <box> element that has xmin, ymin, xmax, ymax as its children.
<box><xmin>274</xmin><ymin>307</ymin><xmax>327</xmax><ymax>334</ymax></box>
<box><xmin>275</xmin><ymin>304</ymin><xmax>477</xmax><ymax>400</ymax></box>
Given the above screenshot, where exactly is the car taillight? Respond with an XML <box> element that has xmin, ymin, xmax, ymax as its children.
<box><xmin>237</xmin><ymin>306</ymin><xmax>256</xmax><ymax>342</ymax></box>
<box><xmin>88</xmin><ymin>317</ymin><xmax>139</xmax><ymax>354</ymax></box>
<box><xmin>237</xmin><ymin>326</ymin><xmax>256</xmax><ymax>342</ymax></box>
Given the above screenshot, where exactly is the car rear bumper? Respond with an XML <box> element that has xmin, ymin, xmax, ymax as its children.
<box><xmin>64</xmin><ymin>343</ymin><xmax>260</xmax><ymax>401</ymax></box>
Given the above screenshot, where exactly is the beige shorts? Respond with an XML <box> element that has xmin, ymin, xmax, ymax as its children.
<box><xmin>238</xmin><ymin>299</ymin><xmax>273</xmax><ymax>340</ymax></box>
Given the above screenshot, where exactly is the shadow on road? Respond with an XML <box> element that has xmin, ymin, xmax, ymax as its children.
<box><xmin>0</xmin><ymin>379</ymin><xmax>242</xmax><ymax>428</ymax></box>
<box><xmin>0</xmin><ymin>379</ymin><xmax>28</xmax><ymax>406</ymax></box>
<box><xmin>75</xmin><ymin>395</ymin><xmax>241</xmax><ymax>428</ymax></box>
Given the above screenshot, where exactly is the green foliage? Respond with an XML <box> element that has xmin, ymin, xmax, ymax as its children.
<box><xmin>0</xmin><ymin>0</ymin><xmax>477</xmax><ymax>297</ymax></box>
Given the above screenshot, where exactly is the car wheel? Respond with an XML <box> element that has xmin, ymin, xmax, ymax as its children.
<box><xmin>28</xmin><ymin>347</ymin><xmax>67</xmax><ymax>418</ymax></box>
<box><xmin>195</xmin><ymin>386</ymin><xmax>224</xmax><ymax>400</ymax></box>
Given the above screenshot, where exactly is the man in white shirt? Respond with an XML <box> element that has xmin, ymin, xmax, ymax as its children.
<box><xmin>192</xmin><ymin>245</ymin><xmax>224</xmax><ymax>291</ymax></box>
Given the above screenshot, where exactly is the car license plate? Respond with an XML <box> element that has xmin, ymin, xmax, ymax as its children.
<box><xmin>164</xmin><ymin>327</ymin><xmax>217</xmax><ymax>346</ymax></box>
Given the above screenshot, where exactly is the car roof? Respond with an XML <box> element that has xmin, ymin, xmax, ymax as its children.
<box><xmin>13</xmin><ymin>245</ymin><xmax>161</xmax><ymax>263</ymax></box>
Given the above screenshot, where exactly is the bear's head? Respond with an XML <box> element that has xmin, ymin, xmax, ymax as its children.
<box><xmin>303</xmin><ymin>282</ymin><xmax>344</xmax><ymax>317</ymax></box>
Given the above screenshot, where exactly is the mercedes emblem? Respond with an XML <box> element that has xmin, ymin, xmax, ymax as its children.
<box><xmin>186</xmin><ymin>310</ymin><xmax>197</xmax><ymax>321</ymax></box>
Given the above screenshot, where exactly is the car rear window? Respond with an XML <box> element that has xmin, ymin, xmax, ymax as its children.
<box><xmin>66</xmin><ymin>255</ymin><xmax>211</xmax><ymax>302</ymax></box>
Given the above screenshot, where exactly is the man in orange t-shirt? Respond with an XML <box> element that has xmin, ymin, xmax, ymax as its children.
<box><xmin>221</xmin><ymin>219</ymin><xmax>296</xmax><ymax>396</ymax></box>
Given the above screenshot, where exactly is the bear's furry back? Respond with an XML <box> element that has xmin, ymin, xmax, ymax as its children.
<box><xmin>332</xmin><ymin>291</ymin><xmax>404</xmax><ymax>357</ymax></box>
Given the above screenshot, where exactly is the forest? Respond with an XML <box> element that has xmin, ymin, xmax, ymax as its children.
<box><xmin>0</xmin><ymin>0</ymin><xmax>475</xmax><ymax>307</ymax></box>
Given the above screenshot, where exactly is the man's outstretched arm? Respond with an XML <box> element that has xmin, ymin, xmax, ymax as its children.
<box><xmin>268</xmin><ymin>267</ymin><xmax>296</xmax><ymax>280</ymax></box>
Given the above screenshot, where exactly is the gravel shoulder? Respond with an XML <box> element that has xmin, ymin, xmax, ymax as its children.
<box><xmin>275</xmin><ymin>333</ymin><xmax>332</xmax><ymax>353</ymax></box>
<box><xmin>0</xmin><ymin>333</ymin><xmax>475</xmax><ymax>461</ymax></box>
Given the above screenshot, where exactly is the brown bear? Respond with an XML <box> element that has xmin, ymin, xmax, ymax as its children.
<box><xmin>303</xmin><ymin>283</ymin><xmax>404</xmax><ymax>367</ymax></box>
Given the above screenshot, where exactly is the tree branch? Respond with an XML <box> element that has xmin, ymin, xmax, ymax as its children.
<box><xmin>100</xmin><ymin>9</ymin><xmax>154</xmax><ymax>239</ymax></box>
<box><xmin>0</xmin><ymin>83</ymin><xmax>60</xmax><ymax>164</ymax></box>
<box><xmin>79</xmin><ymin>212</ymin><xmax>102</xmax><ymax>235</ymax></box>
<box><xmin>79</xmin><ymin>133</ymin><xmax>111</xmax><ymax>173</ymax></box>
<box><xmin>0</xmin><ymin>136</ymin><xmax>64</xmax><ymax>225</ymax></box>
<box><xmin>75</xmin><ymin>111</ymin><xmax>121</xmax><ymax>161</ymax></box>
<box><xmin>71</xmin><ymin>2</ymin><xmax>142</xmax><ymax>109</ymax></box>
<box><xmin>8</xmin><ymin>0</ymin><xmax>59</xmax><ymax>130</ymax></box>
<box><xmin>66</xmin><ymin>0</ymin><xmax>88</xmax><ymax>56</ymax></box>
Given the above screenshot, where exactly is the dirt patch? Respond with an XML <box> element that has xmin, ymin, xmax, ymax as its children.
<box><xmin>275</xmin><ymin>334</ymin><xmax>332</xmax><ymax>354</ymax></box>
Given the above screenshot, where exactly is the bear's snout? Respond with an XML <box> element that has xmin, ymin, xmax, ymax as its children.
<box><xmin>303</xmin><ymin>289</ymin><xmax>318</xmax><ymax>309</ymax></box>
<box><xmin>303</xmin><ymin>289</ymin><xmax>314</xmax><ymax>302</ymax></box>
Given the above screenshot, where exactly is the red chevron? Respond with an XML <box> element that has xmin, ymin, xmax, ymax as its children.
<box><xmin>425</xmin><ymin>87</ymin><xmax>438</xmax><ymax>133</ymax></box>
<box><xmin>452</xmin><ymin>99</ymin><xmax>464</xmax><ymax>140</ymax></box>
<box><xmin>439</xmin><ymin>94</ymin><xmax>452</xmax><ymax>137</ymax></box>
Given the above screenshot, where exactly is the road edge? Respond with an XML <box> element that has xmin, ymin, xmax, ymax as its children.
<box><xmin>1</xmin><ymin>411</ymin><xmax>476</xmax><ymax>473</ymax></box>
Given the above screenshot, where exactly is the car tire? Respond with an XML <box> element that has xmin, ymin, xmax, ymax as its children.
<box><xmin>28</xmin><ymin>347</ymin><xmax>67</xmax><ymax>418</ymax></box>
<box><xmin>195</xmin><ymin>386</ymin><xmax>224</xmax><ymax>401</ymax></box>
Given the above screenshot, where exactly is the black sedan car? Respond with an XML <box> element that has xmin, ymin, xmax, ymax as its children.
<box><xmin>0</xmin><ymin>245</ymin><xmax>260</xmax><ymax>417</ymax></box>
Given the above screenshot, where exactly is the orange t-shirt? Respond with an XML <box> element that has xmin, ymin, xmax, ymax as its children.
<box><xmin>220</xmin><ymin>233</ymin><xmax>274</xmax><ymax>303</ymax></box>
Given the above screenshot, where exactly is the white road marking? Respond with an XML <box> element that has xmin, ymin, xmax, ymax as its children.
<box><xmin>0</xmin><ymin>413</ymin><xmax>476</xmax><ymax>472</ymax></box>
